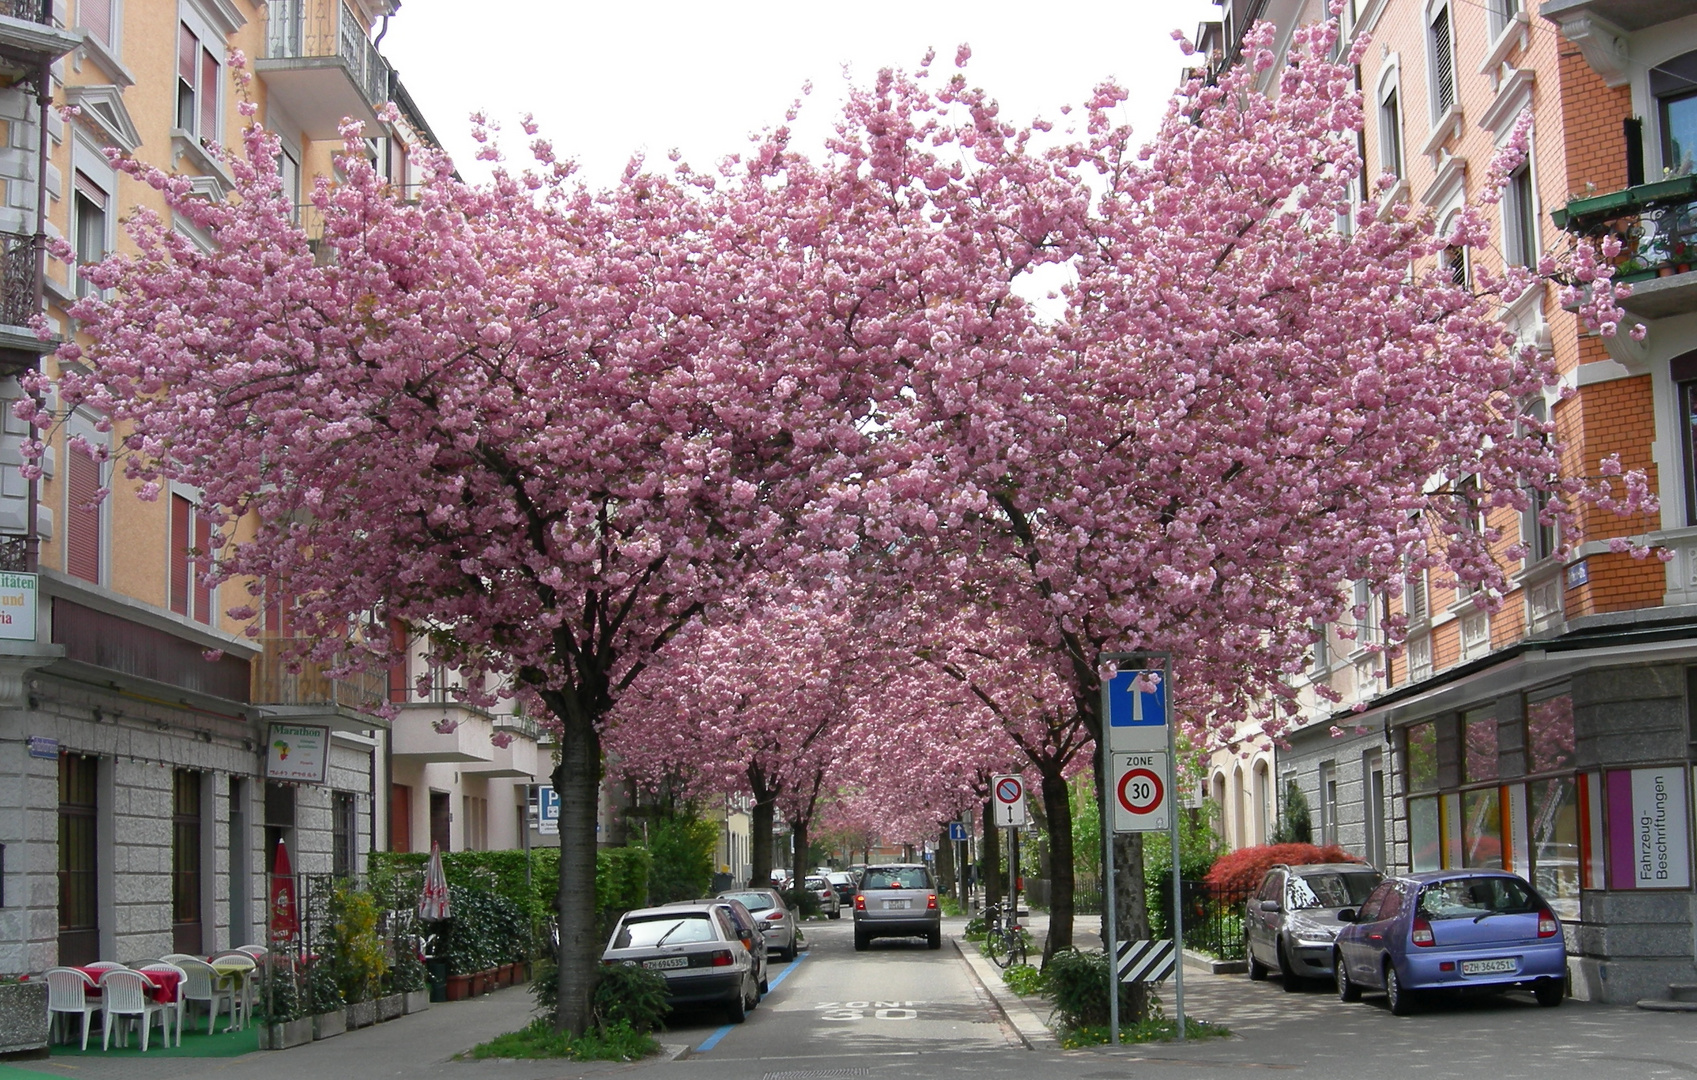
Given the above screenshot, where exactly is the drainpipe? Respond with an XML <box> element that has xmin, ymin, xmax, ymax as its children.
<box><xmin>25</xmin><ymin>55</ymin><xmax>51</xmax><ymax>573</ymax></box>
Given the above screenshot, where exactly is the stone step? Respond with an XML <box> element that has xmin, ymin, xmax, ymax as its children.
<box><xmin>1636</xmin><ymin>999</ymin><xmax>1697</xmax><ymax>1013</ymax></box>
<box><xmin>1668</xmin><ymin>983</ymin><xmax>1697</xmax><ymax>1003</ymax></box>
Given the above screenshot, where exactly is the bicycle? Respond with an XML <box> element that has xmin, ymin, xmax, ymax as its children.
<box><xmin>980</xmin><ymin>901</ymin><xmax>1029</xmax><ymax>969</ymax></box>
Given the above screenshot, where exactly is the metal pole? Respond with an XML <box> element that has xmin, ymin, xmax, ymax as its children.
<box><xmin>1168</xmin><ymin>689</ymin><xmax>1186</xmax><ymax>1041</ymax></box>
<box><xmin>1101</xmin><ymin>681</ymin><xmax>1119</xmax><ymax>1046</ymax></box>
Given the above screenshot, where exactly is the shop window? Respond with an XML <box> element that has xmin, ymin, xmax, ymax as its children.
<box><xmin>1409</xmin><ymin>796</ymin><xmax>1440</xmax><ymax>871</ymax></box>
<box><xmin>1405</xmin><ymin>721</ymin><xmax>1438</xmax><ymax>791</ymax></box>
<box><xmin>172</xmin><ymin>769</ymin><xmax>203</xmax><ymax>954</ymax></box>
<box><xmin>1463</xmin><ymin>708</ymin><xmax>1498</xmax><ymax>783</ymax></box>
<box><xmin>1461</xmin><ymin>788</ymin><xmax>1503</xmax><ymax>868</ymax></box>
<box><xmin>58</xmin><ymin>753</ymin><xmax>99</xmax><ymax>966</ymax></box>
<box><xmin>1528</xmin><ymin>777</ymin><xmax>1579</xmax><ymax>919</ymax></box>
<box><xmin>1527</xmin><ymin>689</ymin><xmax>1575</xmax><ymax>774</ymax></box>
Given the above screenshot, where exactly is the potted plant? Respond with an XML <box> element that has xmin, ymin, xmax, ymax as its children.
<box><xmin>327</xmin><ymin>882</ymin><xmax>388</xmax><ymax>1029</ymax></box>
<box><xmin>256</xmin><ymin>962</ymin><xmax>313</xmax><ymax>1050</ymax></box>
<box><xmin>308</xmin><ymin>962</ymin><xmax>345</xmax><ymax>1040</ymax></box>
<box><xmin>0</xmin><ymin>975</ymin><xmax>49</xmax><ymax>1057</ymax></box>
<box><xmin>389</xmin><ymin>947</ymin><xmax>430</xmax><ymax>1014</ymax></box>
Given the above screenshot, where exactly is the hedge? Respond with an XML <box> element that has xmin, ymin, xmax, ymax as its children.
<box><xmin>369</xmin><ymin>845</ymin><xmax>653</xmax><ymax>932</ymax></box>
<box><xmin>1200</xmin><ymin>843</ymin><xmax>1365</xmax><ymax>896</ymax></box>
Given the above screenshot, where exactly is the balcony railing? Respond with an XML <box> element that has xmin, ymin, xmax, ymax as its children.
<box><xmin>0</xmin><ymin>0</ymin><xmax>49</xmax><ymax>23</ymax></box>
<box><xmin>0</xmin><ymin>533</ymin><xmax>26</xmax><ymax>572</ymax></box>
<box><xmin>0</xmin><ymin>231</ymin><xmax>36</xmax><ymax>327</ymax></box>
<box><xmin>266</xmin><ymin>0</ymin><xmax>391</xmax><ymax>110</ymax></box>
<box><xmin>252</xmin><ymin>636</ymin><xmax>385</xmax><ymax>715</ymax></box>
<box><xmin>1552</xmin><ymin>174</ymin><xmax>1697</xmax><ymax>283</ymax></box>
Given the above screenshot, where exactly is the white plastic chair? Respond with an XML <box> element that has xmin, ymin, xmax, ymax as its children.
<box><xmin>174</xmin><ymin>958</ymin><xmax>238</xmax><ymax>1035</ymax></box>
<box><xmin>135</xmin><ymin>963</ymin><xmax>186</xmax><ymax>1047</ymax></box>
<box><xmin>208</xmin><ymin>953</ymin><xmax>256</xmax><ymax>1030</ymax></box>
<box><xmin>233</xmin><ymin>945</ymin><xmax>267</xmax><ymax>960</ymax></box>
<box><xmin>99</xmin><ymin>969</ymin><xmax>172</xmax><ymax>1051</ymax></box>
<box><xmin>159</xmin><ymin>953</ymin><xmax>199</xmax><ymax>966</ymax></box>
<box><xmin>43</xmin><ymin>968</ymin><xmax>102</xmax><ymax>1051</ymax></box>
<box><xmin>82</xmin><ymin>961</ymin><xmax>127</xmax><ymax>973</ymax></box>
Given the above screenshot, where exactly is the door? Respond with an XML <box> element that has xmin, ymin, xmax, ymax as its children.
<box><xmin>1341</xmin><ymin>880</ymin><xmax>1392</xmax><ymax>985</ymax></box>
<box><xmin>1358</xmin><ymin>884</ymin><xmax>1404</xmax><ymax>988</ymax></box>
<box><xmin>57</xmin><ymin>753</ymin><xmax>99</xmax><ymax>966</ymax></box>
<box><xmin>1249</xmin><ymin>872</ymin><xmax>1282</xmax><ymax>964</ymax></box>
<box><xmin>429</xmin><ymin>790</ymin><xmax>450</xmax><ymax>851</ymax></box>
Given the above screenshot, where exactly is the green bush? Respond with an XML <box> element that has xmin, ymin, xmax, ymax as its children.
<box><xmin>1002</xmin><ymin>963</ymin><xmax>1047</xmax><ymax>996</ymax></box>
<box><xmin>439</xmin><ymin>885</ymin><xmax>527</xmax><ymax>975</ymax></box>
<box><xmin>467</xmin><ymin>1017</ymin><xmax>658</xmax><ymax>1061</ymax></box>
<box><xmin>387</xmin><ymin>946</ymin><xmax>428</xmax><ymax>994</ymax></box>
<box><xmin>591</xmin><ymin>963</ymin><xmax>670</xmax><ymax>1033</ymax></box>
<box><xmin>1044</xmin><ymin>948</ymin><xmax>1137</xmax><ymax>1032</ymax></box>
<box><xmin>307</xmin><ymin>962</ymin><xmax>343</xmax><ymax>1015</ymax></box>
<box><xmin>643</xmin><ymin>815</ymin><xmax>717</xmax><ymax>904</ymax></box>
<box><xmin>257</xmin><ymin>962</ymin><xmax>306</xmax><ymax>1023</ymax></box>
<box><xmin>963</xmin><ymin>915</ymin><xmax>988</xmax><ymax>941</ymax></box>
<box><xmin>327</xmin><ymin>882</ymin><xmax>388</xmax><ymax>1004</ymax></box>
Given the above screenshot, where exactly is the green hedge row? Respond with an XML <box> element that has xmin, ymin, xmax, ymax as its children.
<box><xmin>369</xmin><ymin>846</ymin><xmax>652</xmax><ymax>930</ymax></box>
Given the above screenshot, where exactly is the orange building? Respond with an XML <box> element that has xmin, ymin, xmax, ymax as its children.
<box><xmin>1200</xmin><ymin>0</ymin><xmax>1697</xmax><ymax>1004</ymax></box>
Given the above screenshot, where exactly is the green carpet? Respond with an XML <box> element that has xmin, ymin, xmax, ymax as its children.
<box><xmin>43</xmin><ymin>1021</ymin><xmax>259</xmax><ymax>1059</ymax></box>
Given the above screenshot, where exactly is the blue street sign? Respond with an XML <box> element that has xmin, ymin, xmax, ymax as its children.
<box><xmin>1108</xmin><ymin>669</ymin><xmax>1166</xmax><ymax>727</ymax></box>
<box><xmin>949</xmin><ymin>821</ymin><xmax>969</xmax><ymax>842</ymax></box>
<box><xmin>537</xmin><ymin>784</ymin><xmax>560</xmax><ymax>835</ymax></box>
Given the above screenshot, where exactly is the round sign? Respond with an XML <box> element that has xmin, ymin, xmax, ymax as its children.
<box><xmin>1116</xmin><ymin>767</ymin><xmax>1163</xmax><ymax>815</ymax></box>
<box><xmin>995</xmin><ymin>777</ymin><xmax>1023</xmax><ymax>804</ymax></box>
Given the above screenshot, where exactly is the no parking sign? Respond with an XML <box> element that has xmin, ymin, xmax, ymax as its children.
<box><xmin>991</xmin><ymin>774</ymin><xmax>1027</xmax><ymax>826</ymax></box>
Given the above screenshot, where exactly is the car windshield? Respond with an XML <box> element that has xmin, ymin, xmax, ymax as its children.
<box><xmin>1289</xmin><ymin>871</ymin><xmax>1382</xmax><ymax>910</ymax></box>
<box><xmin>614</xmin><ymin>913</ymin><xmax>714</xmax><ymax>949</ymax></box>
<box><xmin>805</xmin><ymin>877</ymin><xmax>827</xmax><ymax>889</ymax></box>
<box><xmin>863</xmin><ymin>867</ymin><xmax>931</xmax><ymax>889</ymax></box>
<box><xmin>1418</xmin><ymin>877</ymin><xmax>1541</xmax><ymax>919</ymax></box>
<box><xmin>720</xmin><ymin>891</ymin><xmax>776</xmax><ymax>913</ymax></box>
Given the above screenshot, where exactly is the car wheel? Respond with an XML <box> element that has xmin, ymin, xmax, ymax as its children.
<box><xmin>759</xmin><ymin>973</ymin><xmax>770</xmax><ymax>995</ymax></box>
<box><xmin>1335</xmin><ymin>952</ymin><xmax>1360</xmax><ymax>1002</ymax></box>
<box><xmin>1278</xmin><ymin>939</ymin><xmax>1302</xmax><ymax>992</ymax></box>
<box><xmin>854</xmin><ymin>928</ymin><xmax>869</xmax><ymax>952</ymax></box>
<box><xmin>780</xmin><ymin>936</ymin><xmax>797</xmax><ymax>962</ymax></box>
<box><xmin>1384</xmin><ymin>961</ymin><xmax>1414</xmax><ymax>1016</ymax></box>
<box><xmin>927</xmin><ymin>929</ymin><xmax>942</xmax><ymax>950</ymax></box>
<box><xmin>725</xmin><ymin>984</ymin><xmax>747</xmax><ymax>1025</ymax></box>
<box><xmin>1534</xmin><ymin>979</ymin><xmax>1564</xmax><ymax>1008</ymax></box>
<box><xmin>829</xmin><ymin>909</ymin><xmax>841</xmax><ymax>921</ymax></box>
<box><xmin>1247</xmin><ymin>948</ymin><xmax>1269</xmax><ymax>982</ymax></box>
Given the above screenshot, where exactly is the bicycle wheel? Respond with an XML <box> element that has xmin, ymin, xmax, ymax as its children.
<box><xmin>983</xmin><ymin>928</ymin><xmax>1007</xmax><ymax>965</ymax></box>
<box><xmin>992</xmin><ymin>929</ymin><xmax>1020</xmax><ymax>969</ymax></box>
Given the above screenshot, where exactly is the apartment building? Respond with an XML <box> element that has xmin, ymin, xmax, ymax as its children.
<box><xmin>1197</xmin><ymin>0</ymin><xmax>1697</xmax><ymax>1003</ymax></box>
<box><xmin>0</xmin><ymin>0</ymin><xmax>543</xmax><ymax>975</ymax></box>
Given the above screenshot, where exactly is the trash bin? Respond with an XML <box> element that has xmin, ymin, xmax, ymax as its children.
<box><xmin>426</xmin><ymin>959</ymin><xmax>448</xmax><ymax>1003</ymax></box>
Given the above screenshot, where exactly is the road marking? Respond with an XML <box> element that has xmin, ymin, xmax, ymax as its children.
<box><xmin>816</xmin><ymin>1001</ymin><xmax>922</xmax><ymax>1021</ymax></box>
<box><xmin>694</xmin><ymin>952</ymin><xmax>810</xmax><ymax>1053</ymax></box>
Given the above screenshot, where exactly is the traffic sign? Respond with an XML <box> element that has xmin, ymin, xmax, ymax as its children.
<box><xmin>1116</xmin><ymin>939</ymin><xmax>1176</xmax><ymax>984</ymax></box>
<box><xmin>991</xmin><ymin>774</ymin><xmax>1027</xmax><ymax>826</ymax></box>
<box><xmin>537</xmin><ymin>784</ymin><xmax>560</xmax><ymax>835</ymax></box>
<box><xmin>1107</xmin><ymin>666</ymin><xmax>1169</xmax><ymax>754</ymax></box>
<box><xmin>948</xmin><ymin>821</ymin><xmax>969</xmax><ymax>842</ymax></box>
<box><xmin>1111</xmin><ymin>752</ymin><xmax>1170</xmax><ymax>833</ymax></box>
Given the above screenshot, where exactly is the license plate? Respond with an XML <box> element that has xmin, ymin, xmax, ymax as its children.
<box><xmin>883</xmin><ymin>900</ymin><xmax>910</xmax><ymax>910</ymax></box>
<box><xmin>642</xmin><ymin>957</ymin><xmax>688</xmax><ymax>970</ymax></box>
<box><xmin>1461</xmin><ymin>958</ymin><xmax>1517</xmax><ymax>975</ymax></box>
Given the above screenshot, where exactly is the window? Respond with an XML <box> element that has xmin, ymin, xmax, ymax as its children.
<box><xmin>332</xmin><ymin>791</ymin><xmax>356</xmax><ymax>877</ymax></box>
<box><xmin>1356</xmin><ymin>881</ymin><xmax>1393</xmax><ymax>923</ymax></box>
<box><xmin>429</xmin><ymin>790</ymin><xmax>450</xmax><ymax>851</ymax></box>
<box><xmin>1405</xmin><ymin>721</ymin><xmax>1438</xmax><ymax>791</ymax></box>
<box><xmin>1351</xmin><ymin>579</ymin><xmax>1377</xmax><ymax>648</ymax></box>
<box><xmin>176</xmin><ymin>22</ymin><xmax>221</xmax><ymax>143</ymax></box>
<box><xmin>58</xmin><ymin>753</ymin><xmax>99</xmax><ymax>966</ymax></box>
<box><xmin>73</xmin><ymin>173</ymin><xmax>108</xmax><ymax>299</ymax></box>
<box><xmin>170</xmin><ymin>494</ymin><xmax>214</xmax><ymax>623</ymax></box>
<box><xmin>1461</xmin><ymin>788</ymin><xmax>1504</xmax><ymax>868</ymax></box>
<box><xmin>80</xmin><ymin>0</ymin><xmax>115</xmax><ymax>46</ymax></box>
<box><xmin>1678</xmin><ymin>354</ymin><xmax>1697</xmax><ymax>526</ymax></box>
<box><xmin>1428</xmin><ymin>3</ymin><xmax>1456</xmax><ymax>119</ymax></box>
<box><xmin>1376</xmin><ymin>885</ymin><xmax>1403</xmax><ymax>922</ymax></box>
<box><xmin>1487</xmin><ymin>0</ymin><xmax>1521</xmax><ymax>38</ymax></box>
<box><xmin>277</xmin><ymin>147</ymin><xmax>301</xmax><ymax>221</ymax></box>
<box><xmin>1320</xmin><ymin>762</ymin><xmax>1338</xmax><ymax>846</ymax></box>
<box><xmin>1311</xmin><ymin>622</ymin><xmax>1330</xmax><ymax>673</ymax></box>
<box><xmin>1522</xmin><ymin>400</ymin><xmax>1557</xmax><ymax>563</ymax></box>
<box><xmin>1379</xmin><ymin>85</ymin><xmax>1404</xmax><ymax>179</ymax></box>
<box><xmin>65</xmin><ymin>441</ymin><xmax>102</xmax><ymax>584</ymax></box>
<box><xmin>389</xmin><ymin>783</ymin><xmax>412</xmax><ymax>853</ymax></box>
<box><xmin>1654</xmin><ymin>53</ymin><xmax>1697</xmax><ymax>177</ymax></box>
<box><xmin>172</xmin><ymin>770</ymin><xmax>203</xmax><ymax>954</ymax></box>
<box><xmin>1409</xmin><ymin>795</ymin><xmax>1440</xmax><ymax>871</ymax></box>
<box><xmin>1404</xmin><ymin>570</ymin><xmax>1428</xmax><ymax>624</ymax></box>
<box><xmin>1463</xmin><ymin>709</ymin><xmax>1498</xmax><ymax>783</ymax></box>
<box><xmin>264</xmin><ymin>781</ymin><xmax>295</xmax><ymax>865</ymax></box>
<box><xmin>1364</xmin><ymin>752</ymin><xmax>1387</xmax><ymax>869</ymax></box>
<box><xmin>1504</xmin><ymin>163</ymin><xmax>1538</xmax><ymax>269</ymax></box>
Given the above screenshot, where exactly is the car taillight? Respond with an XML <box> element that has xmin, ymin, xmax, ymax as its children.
<box><xmin>1538</xmin><ymin>910</ymin><xmax>1559</xmax><ymax>938</ymax></box>
<box><xmin>709</xmin><ymin>950</ymin><xmax>734</xmax><ymax>967</ymax></box>
<box><xmin>1412</xmin><ymin>917</ymin><xmax>1434</xmax><ymax>947</ymax></box>
<box><xmin>855</xmin><ymin>894</ymin><xmax>865</xmax><ymax>911</ymax></box>
<box><xmin>927</xmin><ymin>894</ymin><xmax>937</xmax><ymax>910</ymax></box>
<box><xmin>764</xmin><ymin>910</ymin><xmax>785</xmax><ymax>921</ymax></box>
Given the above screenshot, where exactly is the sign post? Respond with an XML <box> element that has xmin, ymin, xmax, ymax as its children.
<box><xmin>1099</xmin><ymin>652</ymin><xmax>1183</xmax><ymax>1044</ymax></box>
<box><xmin>991</xmin><ymin>775</ymin><xmax>1026</xmax><ymax>930</ymax></box>
<box><xmin>948</xmin><ymin>821</ymin><xmax>970</xmax><ymax>911</ymax></box>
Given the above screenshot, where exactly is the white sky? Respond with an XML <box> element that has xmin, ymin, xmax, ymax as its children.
<box><xmin>380</xmin><ymin>1</ymin><xmax>1222</xmax><ymax>188</ymax></box>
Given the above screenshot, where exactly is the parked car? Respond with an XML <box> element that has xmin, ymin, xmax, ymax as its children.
<box><xmin>825</xmin><ymin>871</ymin><xmax>857</xmax><ymax>907</ymax></box>
<box><xmin>666</xmin><ymin>897</ymin><xmax>768</xmax><ymax>993</ymax></box>
<box><xmin>717</xmin><ymin>886</ymin><xmax>799</xmax><ymax>961</ymax></box>
<box><xmin>853</xmin><ymin>863</ymin><xmax>941</xmax><ymax>950</ymax></box>
<box><xmin>1333</xmin><ymin>870</ymin><xmax>1567</xmax><ymax>1015</ymax></box>
<box><xmin>602</xmin><ymin>903</ymin><xmax>761</xmax><ymax>1024</ymax></box>
<box><xmin>1246</xmin><ymin>862</ymin><xmax>1383</xmax><ymax>989</ymax></box>
<box><xmin>804</xmin><ymin>875</ymin><xmax>842</xmax><ymax>919</ymax></box>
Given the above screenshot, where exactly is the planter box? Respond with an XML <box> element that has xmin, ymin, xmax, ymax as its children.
<box><xmin>445</xmin><ymin>974</ymin><xmax>473</xmax><ymax>1001</ymax></box>
<box><xmin>402</xmin><ymin>989</ymin><xmax>430</xmax><ymax>1014</ymax></box>
<box><xmin>0</xmin><ymin>982</ymin><xmax>49</xmax><ymax>1057</ymax></box>
<box><xmin>258</xmin><ymin>1018</ymin><xmax>314</xmax><ymax>1050</ymax></box>
<box><xmin>495</xmin><ymin>965</ymin><xmax>512</xmax><ymax>989</ymax></box>
<box><xmin>312</xmin><ymin>1010</ymin><xmax>345</xmax><ymax>1040</ymax></box>
<box><xmin>345</xmin><ymin>1001</ymin><xmax>376</xmax><ymax>1029</ymax></box>
<box><xmin>375</xmin><ymin>994</ymin><xmax>404</xmax><ymax>1022</ymax></box>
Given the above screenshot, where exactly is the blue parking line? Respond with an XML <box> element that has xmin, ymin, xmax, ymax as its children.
<box><xmin>694</xmin><ymin>950</ymin><xmax>808</xmax><ymax>1053</ymax></box>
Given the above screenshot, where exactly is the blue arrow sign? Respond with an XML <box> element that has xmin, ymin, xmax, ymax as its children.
<box><xmin>949</xmin><ymin>821</ymin><xmax>969</xmax><ymax>842</ymax></box>
<box><xmin>1108</xmin><ymin>669</ymin><xmax>1166</xmax><ymax>727</ymax></box>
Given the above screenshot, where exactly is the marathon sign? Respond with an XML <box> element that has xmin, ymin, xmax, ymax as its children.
<box><xmin>1606</xmin><ymin>767</ymin><xmax>1691</xmax><ymax>890</ymax></box>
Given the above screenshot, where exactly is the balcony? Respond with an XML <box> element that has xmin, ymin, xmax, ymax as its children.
<box><xmin>1553</xmin><ymin>174</ymin><xmax>1697</xmax><ymax>319</ymax></box>
<box><xmin>249</xmin><ymin>635</ymin><xmax>388</xmax><ymax>732</ymax></box>
<box><xmin>0</xmin><ymin>1</ymin><xmax>80</xmax><ymax>81</ymax></box>
<box><xmin>391</xmin><ymin>700</ymin><xmax>493</xmax><ymax>763</ymax></box>
<box><xmin>463</xmin><ymin>715</ymin><xmax>540</xmax><ymax>779</ymax></box>
<box><xmin>0</xmin><ymin>231</ymin><xmax>49</xmax><ymax>377</ymax></box>
<box><xmin>256</xmin><ymin>0</ymin><xmax>391</xmax><ymax>140</ymax></box>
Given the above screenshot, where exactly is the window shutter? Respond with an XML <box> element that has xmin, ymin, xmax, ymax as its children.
<box><xmin>66</xmin><ymin>447</ymin><xmax>101</xmax><ymax>583</ymax></box>
<box><xmin>199</xmin><ymin>47</ymin><xmax>219</xmax><ymax>144</ymax></box>
<box><xmin>192</xmin><ymin>511</ymin><xmax>212</xmax><ymax>623</ymax></box>
<box><xmin>388</xmin><ymin>619</ymin><xmax>409</xmax><ymax>703</ymax></box>
<box><xmin>170</xmin><ymin>494</ymin><xmax>190</xmax><ymax>615</ymax></box>
<box><xmin>1431</xmin><ymin>6</ymin><xmax>1455</xmax><ymax>115</ymax></box>
<box><xmin>80</xmin><ymin>0</ymin><xmax>112</xmax><ymax>45</ymax></box>
<box><xmin>178</xmin><ymin>24</ymin><xmax>197</xmax><ymax>84</ymax></box>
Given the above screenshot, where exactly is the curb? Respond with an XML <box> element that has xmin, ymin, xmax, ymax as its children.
<box><xmin>950</xmin><ymin>937</ymin><xmax>1057</xmax><ymax>1051</ymax></box>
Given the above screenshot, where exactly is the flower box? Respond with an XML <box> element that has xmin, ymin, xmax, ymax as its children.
<box><xmin>402</xmin><ymin>989</ymin><xmax>430</xmax><ymax>1014</ymax></box>
<box><xmin>345</xmin><ymin>1000</ymin><xmax>376</xmax><ymax>1029</ymax></box>
<box><xmin>312</xmin><ymin>1009</ymin><xmax>345</xmax><ymax>1040</ymax></box>
<box><xmin>258</xmin><ymin>1018</ymin><xmax>314</xmax><ymax>1050</ymax></box>
<box><xmin>0</xmin><ymin>982</ymin><xmax>49</xmax><ymax>1057</ymax></box>
<box><xmin>445</xmin><ymin>974</ymin><xmax>473</xmax><ymax>1001</ymax></box>
<box><xmin>375</xmin><ymin>993</ymin><xmax>404</xmax><ymax>1022</ymax></box>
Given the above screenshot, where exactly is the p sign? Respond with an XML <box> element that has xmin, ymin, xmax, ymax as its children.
<box><xmin>536</xmin><ymin>784</ymin><xmax>560</xmax><ymax>835</ymax></box>
<box><xmin>1111</xmin><ymin>753</ymin><xmax>1171</xmax><ymax>833</ymax></box>
<box><xmin>992</xmin><ymin>774</ymin><xmax>1027</xmax><ymax>827</ymax></box>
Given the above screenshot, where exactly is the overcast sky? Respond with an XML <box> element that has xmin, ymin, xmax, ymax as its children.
<box><xmin>380</xmin><ymin>1</ymin><xmax>1222</xmax><ymax>188</ymax></box>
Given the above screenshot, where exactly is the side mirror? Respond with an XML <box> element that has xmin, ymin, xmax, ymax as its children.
<box><xmin>1336</xmin><ymin>908</ymin><xmax>1358</xmax><ymax>924</ymax></box>
<box><xmin>1259</xmin><ymin>900</ymin><xmax>1280</xmax><ymax>912</ymax></box>
<box><xmin>738</xmin><ymin>929</ymin><xmax>753</xmax><ymax>943</ymax></box>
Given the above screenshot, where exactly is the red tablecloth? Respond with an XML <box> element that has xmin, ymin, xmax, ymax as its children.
<box><xmin>73</xmin><ymin>967</ymin><xmax>182</xmax><ymax>1004</ymax></box>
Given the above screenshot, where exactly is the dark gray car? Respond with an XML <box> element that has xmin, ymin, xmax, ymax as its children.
<box><xmin>853</xmin><ymin>863</ymin><xmax>941</xmax><ymax>950</ymax></box>
<box><xmin>1246</xmin><ymin>862</ymin><xmax>1382</xmax><ymax>989</ymax></box>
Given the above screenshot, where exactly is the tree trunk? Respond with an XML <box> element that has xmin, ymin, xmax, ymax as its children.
<box><xmin>979</xmin><ymin>800</ymin><xmax>1001</xmax><ymax>912</ymax></box>
<box><xmin>550</xmin><ymin>707</ymin><xmax>603</xmax><ymax>1036</ymax></box>
<box><xmin>748</xmin><ymin>788</ymin><xmax>776</xmax><ymax>887</ymax></box>
<box><xmin>936</xmin><ymin>826</ymin><xmax>956</xmax><ymax>898</ymax></box>
<box><xmin>790</xmin><ymin>817</ymin><xmax>810</xmax><ymax>895</ymax></box>
<box><xmin>1039</xmin><ymin>763</ymin><xmax>1074</xmax><ymax>964</ymax></box>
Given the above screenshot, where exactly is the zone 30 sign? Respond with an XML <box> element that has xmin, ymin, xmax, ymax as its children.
<box><xmin>1111</xmin><ymin>752</ymin><xmax>1171</xmax><ymax>833</ymax></box>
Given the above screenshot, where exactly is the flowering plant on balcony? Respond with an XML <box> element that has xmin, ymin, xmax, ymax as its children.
<box><xmin>432</xmin><ymin>716</ymin><xmax>460</xmax><ymax>735</ymax></box>
<box><xmin>490</xmin><ymin>731</ymin><xmax>514</xmax><ymax>749</ymax></box>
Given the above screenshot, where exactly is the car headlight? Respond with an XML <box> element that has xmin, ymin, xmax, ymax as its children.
<box><xmin>1295</xmin><ymin>936</ymin><xmax>1334</xmax><ymax>949</ymax></box>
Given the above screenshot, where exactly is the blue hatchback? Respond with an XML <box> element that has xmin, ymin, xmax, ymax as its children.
<box><xmin>1333</xmin><ymin>870</ymin><xmax>1566</xmax><ymax>1014</ymax></box>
